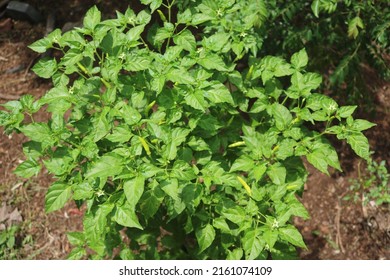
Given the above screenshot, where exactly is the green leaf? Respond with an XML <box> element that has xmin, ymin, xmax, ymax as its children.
<box><xmin>124</xmin><ymin>54</ymin><xmax>152</xmax><ymax>71</ymax></box>
<box><xmin>278</xmin><ymin>225</ymin><xmax>307</xmax><ymax>248</ymax></box>
<box><xmin>307</xmin><ymin>150</ymin><xmax>329</xmax><ymax>175</ymax></box>
<box><xmin>106</xmin><ymin>126</ymin><xmax>133</xmax><ymax>143</ymax></box>
<box><xmin>72</xmin><ymin>182</ymin><xmax>94</xmax><ymax>200</ymax></box>
<box><xmin>290</xmin><ymin>72</ymin><xmax>321</xmax><ymax>98</ymax></box>
<box><xmin>195</xmin><ymin>224</ymin><xmax>215</xmax><ymax>253</ymax></box>
<box><xmin>309</xmin><ymin>141</ymin><xmax>342</xmax><ymax>172</ymax></box>
<box><xmin>32</xmin><ymin>58</ymin><xmax>57</xmax><ymax>78</ymax></box>
<box><xmin>267</xmin><ymin>163</ymin><xmax>286</xmax><ymax>185</ymax></box>
<box><xmin>59</xmin><ymin>30</ymin><xmax>84</xmax><ymax>48</ymax></box>
<box><xmin>67</xmin><ymin>232</ymin><xmax>85</xmax><ymax>246</ymax></box>
<box><xmin>83</xmin><ymin>203</ymin><xmax>114</xmax><ymax>255</ymax></box>
<box><xmin>2</xmin><ymin>100</ymin><xmax>22</xmax><ymax>113</ymax></box>
<box><xmin>182</xmin><ymin>183</ymin><xmax>202</xmax><ymax>212</ymax></box>
<box><xmin>263</xmin><ymin>229</ymin><xmax>278</xmax><ymax>249</ymax></box>
<box><xmin>92</xmin><ymin>107</ymin><xmax>110</xmax><ymax>142</ymax></box>
<box><xmin>124</xmin><ymin>175</ymin><xmax>145</xmax><ymax>209</ymax></box>
<box><xmin>212</xmin><ymin>217</ymin><xmax>230</xmax><ymax>233</ymax></box>
<box><xmin>85</xmin><ymin>155</ymin><xmax>123</xmax><ymax>179</ymax></box>
<box><xmin>119</xmin><ymin>248</ymin><xmax>135</xmax><ymax>260</ymax></box>
<box><xmin>47</xmin><ymin>28</ymin><xmax>63</xmax><ymax>44</ymax></box>
<box><xmin>322</xmin><ymin>96</ymin><xmax>338</xmax><ymax>114</ymax></box>
<box><xmin>177</xmin><ymin>9</ymin><xmax>192</xmax><ymax>24</ymax></box>
<box><xmin>118</xmin><ymin>102</ymin><xmax>142</xmax><ymax>126</ymax></box>
<box><xmin>272</xmin><ymin>103</ymin><xmax>293</xmax><ymax>131</ymax></box>
<box><xmin>204</xmin><ymin>32</ymin><xmax>230</xmax><ymax>52</ymax></box>
<box><xmin>291</xmin><ymin>48</ymin><xmax>308</xmax><ymax>69</ymax></box>
<box><xmin>140</xmin><ymin>163</ymin><xmax>163</xmax><ymax>178</ymax></box>
<box><xmin>338</xmin><ymin>106</ymin><xmax>357</xmax><ymax>118</ymax></box>
<box><xmin>326</xmin><ymin>148</ymin><xmax>342</xmax><ymax>172</ymax></box>
<box><xmin>126</xmin><ymin>25</ymin><xmax>145</xmax><ymax>42</ymax></box>
<box><xmin>45</xmin><ymin>183</ymin><xmax>72</xmax><ymax>213</ymax></box>
<box><xmin>192</xmin><ymin>13</ymin><xmax>215</xmax><ymax>25</ymax></box>
<box><xmin>165</xmin><ymin>128</ymin><xmax>190</xmax><ymax>160</ymax></box>
<box><xmin>249</xmin><ymin>97</ymin><xmax>268</xmax><ymax>113</ymax></box>
<box><xmin>275</xmin><ymin>139</ymin><xmax>296</xmax><ymax>160</ymax></box>
<box><xmin>164</xmin><ymin>45</ymin><xmax>183</xmax><ymax>61</ymax></box>
<box><xmin>303</xmin><ymin>72</ymin><xmax>322</xmax><ymax>91</ymax></box>
<box><xmin>174</xmin><ymin>30</ymin><xmax>196</xmax><ymax>52</ymax></box>
<box><xmin>197</xmin><ymin>115</ymin><xmax>222</xmax><ymax>134</ymax></box>
<box><xmin>348</xmin><ymin>16</ymin><xmax>364</xmax><ymax>39</ymax></box>
<box><xmin>141</xmin><ymin>0</ymin><xmax>162</xmax><ymax>13</ymax></box>
<box><xmin>351</xmin><ymin>119</ymin><xmax>376</xmax><ymax>131</ymax></box>
<box><xmin>14</xmin><ymin>159</ymin><xmax>41</xmax><ymax>178</ymax></box>
<box><xmin>171</xmin><ymin>160</ymin><xmax>197</xmax><ymax>181</ymax></box>
<box><xmin>259</xmin><ymin>56</ymin><xmax>293</xmax><ymax>83</ymax></box>
<box><xmin>83</xmin><ymin>6</ymin><xmax>101</xmax><ymax>30</ymax></box>
<box><xmin>311</xmin><ymin>0</ymin><xmax>320</xmax><ymax>17</ymax></box>
<box><xmin>28</xmin><ymin>37</ymin><xmax>51</xmax><ymax>53</ymax></box>
<box><xmin>203</xmin><ymin>82</ymin><xmax>234</xmax><ymax>104</ymax></box>
<box><xmin>161</xmin><ymin>179</ymin><xmax>180</xmax><ymax>201</ymax></box>
<box><xmin>221</xmin><ymin>206</ymin><xmax>246</xmax><ymax>225</ymax></box>
<box><xmin>147</xmin><ymin>122</ymin><xmax>167</xmax><ymax>141</ymax></box>
<box><xmin>242</xmin><ymin>229</ymin><xmax>264</xmax><ymax>260</ymax></box>
<box><xmin>306</xmin><ymin>94</ymin><xmax>337</xmax><ymax>113</ymax></box>
<box><xmin>140</xmin><ymin>189</ymin><xmax>164</xmax><ymax>219</ymax></box>
<box><xmin>288</xmin><ymin>72</ymin><xmax>304</xmax><ymax>96</ymax></box>
<box><xmin>137</xmin><ymin>10</ymin><xmax>151</xmax><ymax>25</ymax></box>
<box><xmin>154</xmin><ymin>24</ymin><xmax>174</xmax><ymax>43</ymax></box>
<box><xmin>113</xmin><ymin>201</ymin><xmax>143</xmax><ymax>229</ymax></box>
<box><xmin>346</xmin><ymin>132</ymin><xmax>370</xmax><ymax>160</ymax></box>
<box><xmin>22</xmin><ymin>141</ymin><xmax>43</xmax><ymax>160</ymax></box>
<box><xmin>252</xmin><ymin>163</ymin><xmax>267</xmax><ymax>182</ymax></box>
<box><xmin>227</xmin><ymin>248</ymin><xmax>243</xmax><ymax>260</ymax></box>
<box><xmin>185</xmin><ymin>90</ymin><xmax>208</xmax><ymax>112</ymax></box>
<box><xmin>61</xmin><ymin>49</ymin><xmax>83</xmax><ymax>67</ymax></box>
<box><xmin>67</xmin><ymin>247</ymin><xmax>86</xmax><ymax>260</ymax></box>
<box><xmin>19</xmin><ymin>123</ymin><xmax>54</xmax><ymax>147</ymax></box>
<box><xmin>230</xmin><ymin>155</ymin><xmax>255</xmax><ymax>172</ymax></box>
<box><xmin>326</xmin><ymin>125</ymin><xmax>343</xmax><ymax>135</ymax></box>
<box><xmin>198</xmin><ymin>53</ymin><xmax>228</xmax><ymax>72</ymax></box>
<box><xmin>286</xmin><ymin>197</ymin><xmax>310</xmax><ymax>220</ymax></box>
<box><xmin>305</xmin><ymin>93</ymin><xmax>323</xmax><ymax>111</ymax></box>
<box><xmin>166</xmin><ymin>68</ymin><xmax>195</xmax><ymax>84</ymax></box>
<box><xmin>80</xmin><ymin>138</ymin><xmax>99</xmax><ymax>159</ymax></box>
<box><xmin>40</xmin><ymin>86</ymin><xmax>74</xmax><ymax>105</ymax></box>
<box><xmin>151</xmin><ymin>75</ymin><xmax>166</xmax><ymax>94</ymax></box>
<box><xmin>43</xmin><ymin>156</ymin><xmax>73</xmax><ymax>176</ymax></box>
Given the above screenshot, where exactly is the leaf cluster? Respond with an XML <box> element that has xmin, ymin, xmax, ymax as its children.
<box><xmin>262</xmin><ymin>0</ymin><xmax>390</xmax><ymax>108</ymax></box>
<box><xmin>0</xmin><ymin>0</ymin><xmax>376</xmax><ymax>259</ymax></box>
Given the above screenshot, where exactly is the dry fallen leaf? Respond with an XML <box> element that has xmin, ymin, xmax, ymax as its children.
<box><xmin>0</xmin><ymin>202</ymin><xmax>23</xmax><ymax>229</ymax></box>
<box><xmin>0</xmin><ymin>202</ymin><xmax>7</xmax><ymax>224</ymax></box>
<box><xmin>8</xmin><ymin>208</ymin><xmax>23</xmax><ymax>224</ymax></box>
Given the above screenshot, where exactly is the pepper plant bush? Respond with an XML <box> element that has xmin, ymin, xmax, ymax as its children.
<box><xmin>0</xmin><ymin>1</ymin><xmax>375</xmax><ymax>259</ymax></box>
<box><xmin>263</xmin><ymin>0</ymin><xmax>390</xmax><ymax>107</ymax></box>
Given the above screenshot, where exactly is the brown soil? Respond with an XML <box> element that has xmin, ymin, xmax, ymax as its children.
<box><xmin>296</xmin><ymin>66</ymin><xmax>390</xmax><ymax>260</ymax></box>
<box><xmin>1</xmin><ymin>1</ymin><xmax>389</xmax><ymax>260</ymax></box>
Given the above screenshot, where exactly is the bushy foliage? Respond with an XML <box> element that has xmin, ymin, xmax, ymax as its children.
<box><xmin>263</xmin><ymin>0</ymin><xmax>390</xmax><ymax>105</ymax></box>
<box><xmin>0</xmin><ymin>0</ymin><xmax>377</xmax><ymax>259</ymax></box>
